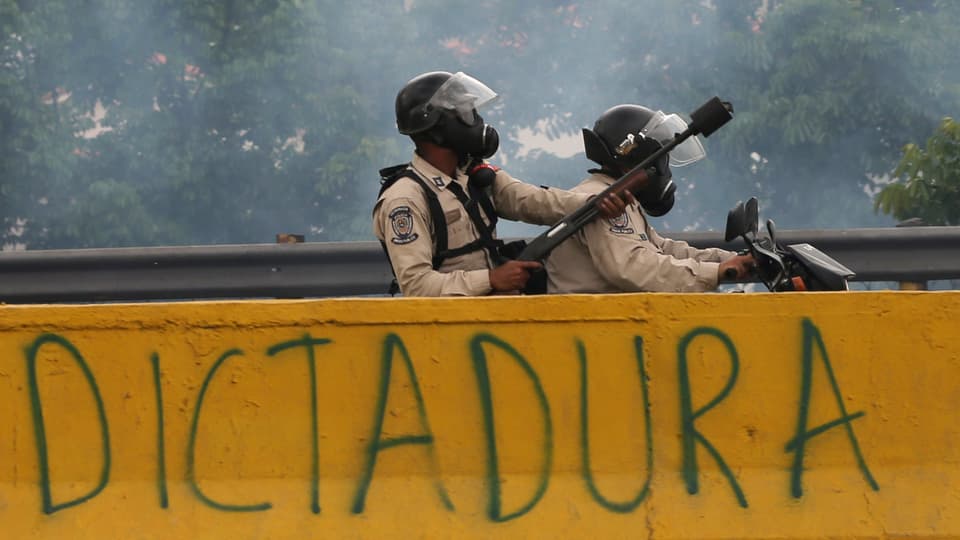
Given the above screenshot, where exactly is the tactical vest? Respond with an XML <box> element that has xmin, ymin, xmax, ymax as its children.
<box><xmin>377</xmin><ymin>163</ymin><xmax>507</xmax><ymax>295</ymax></box>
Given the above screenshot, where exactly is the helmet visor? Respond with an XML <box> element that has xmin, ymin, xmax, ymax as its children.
<box><xmin>641</xmin><ymin>111</ymin><xmax>706</xmax><ymax>167</ymax></box>
<box><xmin>426</xmin><ymin>72</ymin><xmax>499</xmax><ymax>126</ymax></box>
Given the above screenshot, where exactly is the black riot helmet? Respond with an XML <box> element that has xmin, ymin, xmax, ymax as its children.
<box><xmin>584</xmin><ymin>105</ymin><xmax>658</xmax><ymax>172</ymax></box>
<box><xmin>394</xmin><ymin>71</ymin><xmax>500</xmax><ymax>162</ymax></box>
<box><xmin>582</xmin><ymin>104</ymin><xmax>706</xmax><ymax>216</ymax></box>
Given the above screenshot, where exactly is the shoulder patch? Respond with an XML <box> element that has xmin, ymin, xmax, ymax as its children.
<box><xmin>607</xmin><ymin>212</ymin><xmax>635</xmax><ymax>235</ymax></box>
<box><xmin>389</xmin><ymin>206</ymin><xmax>420</xmax><ymax>245</ymax></box>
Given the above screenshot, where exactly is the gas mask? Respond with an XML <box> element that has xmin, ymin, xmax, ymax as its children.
<box><xmin>427</xmin><ymin>110</ymin><xmax>500</xmax><ymax>164</ymax></box>
<box><xmin>610</xmin><ymin>132</ymin><xmax>675</xmax><ymax>216</ymax></box>
<box><xmin>636</xmin><ymin>153</ymin><xmax>675</xmax><ymax>217</ymax></box>
<box><xmin>420</xmin><ymin>72</ymin><xmax>500</xmax><ymax>163</ymax></box>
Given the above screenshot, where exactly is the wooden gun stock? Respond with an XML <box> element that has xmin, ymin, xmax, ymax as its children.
<box><xmin>516</xmin><ymin>166</ymin><xmax>653</xmax><ymax>262</ymax></box>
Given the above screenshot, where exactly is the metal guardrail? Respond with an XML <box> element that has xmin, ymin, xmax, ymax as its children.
<box><xmin>0</xmin><ymin>242</ymin><xmax>394</xmax><ymax>303</ymax></box>
<box><xmin>0</xmin><ymin>226</ymin><xmax>958</xmax><ymax>303</ymax></box>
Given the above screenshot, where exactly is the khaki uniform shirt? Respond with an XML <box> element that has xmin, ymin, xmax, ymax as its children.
<box><xmin>373</xmin><ymin>153</ymin><xmax>593</xmax><ymax>296</ymax></box>
<box><xmin>545</xmin><ymin>172</ymin><xmax>735</xmax><ymax>294</ymax></box>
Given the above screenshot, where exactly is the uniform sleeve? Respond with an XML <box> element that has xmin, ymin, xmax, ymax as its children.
<box><xmin>648</xmin><ymin>225</ymin><xmax>736</xmax><ymax>263</ymax></box>
<box><xmin>373</xmin><ymin>193</ymin><xmax>492</xmax><ymax>297</ymax></box>
<box><xmin>490</xmin><ymin>169</ymin><xmax>591</xmax><ymax>225</ymax></box>
<box><xmin>581</xmin><ymin>215</ymin><xmax>722</xmax><ymax>292</ymax></box>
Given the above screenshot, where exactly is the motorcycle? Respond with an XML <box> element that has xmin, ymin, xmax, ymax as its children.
<box><xmin>724</xmin><ymin>197</ymin><xmax>855</xmax><ymax>292</ymax></box>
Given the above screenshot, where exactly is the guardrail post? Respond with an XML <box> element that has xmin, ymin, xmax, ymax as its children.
<box><xmin>896</xmin><ymin>218</ymin><xmax>928</xmax><ymax>290</ymax></box>
<box><xmin>276</xmin><ymin>233</ymin><xmax>306</xmax><ymax>298</ymax></box>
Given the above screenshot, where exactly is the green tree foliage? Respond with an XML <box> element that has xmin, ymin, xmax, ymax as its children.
<box><xmin>1</xmin><ymin>0</ymin><xmax>411</xmax><ymax>248</ymax></box>
<box><xmin>874</xmin><ymin>117</ymin><xmax>960</xmax><ymax>225</ymax></box>
<box><xmin>405</xmin><ymin>0</ymin><xmax>960</xmax><ymax>233</ymax></box>
<box><xmin>1</xmin><ymin>0</ymin><xmax>959</xmax><ymax>248</ymax></box>
<box><xmin>704</xmin><ymin>0</ymin><xmax>960</xmax><ymax>228</ymax></box>
<box><xmin>1</xmin><ymin>2</ymin><xmax>92</xmax><ymax>247</ymax></box>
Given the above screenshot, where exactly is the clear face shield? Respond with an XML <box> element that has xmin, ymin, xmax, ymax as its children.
<box><xmin>425</xmin><ymin>72</ymin><xmax>499</xmax><ymax>126</ymax></box>
<box><xmin>639</xmin><ymin>110</ymin><xmax>706</xmax><ymax>167</ymax></box>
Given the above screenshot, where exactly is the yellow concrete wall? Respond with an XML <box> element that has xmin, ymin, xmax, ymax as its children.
<box><xmin>1</xmin><ymin>291</ymin><xmax>958</xmax><ymax>539</ymax></box>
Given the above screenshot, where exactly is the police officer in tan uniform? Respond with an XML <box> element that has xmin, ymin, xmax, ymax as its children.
<box><xmin>373</xmin><ymin>71</ymin><xmax>629</xmax><ymax>297</ymax></box>
<box><xmin>546</xmin><ymin>104</ymin><xmax>755</xmax><ymax>294</ymax></box>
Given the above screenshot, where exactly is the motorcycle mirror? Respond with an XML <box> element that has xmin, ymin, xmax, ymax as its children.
<box><xmin>745</xmin><ymin>197</ymin><xmax>759</xmax><ymax>235</ymax></box>
<box><xmin>724</xmin><ymin>200</ymin><xmax>746</xmax><ymax>242</ymax></box>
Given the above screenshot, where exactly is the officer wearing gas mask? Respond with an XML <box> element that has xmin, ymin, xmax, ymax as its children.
<box><xmin>373</xmin><ymin>71</ymin><xmax>629</xmax><ymax>297</ymax></box>
<box><xmin>545</xmin><ymin>104</ymin><xmax>755</xmax><ymax>293</ymax></box>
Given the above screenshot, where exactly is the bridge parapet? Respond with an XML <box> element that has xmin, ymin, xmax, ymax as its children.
<box><xmin>1</xmin><ymin>291</ymin><xmax>957</xmax><ymax>538</ymax></box>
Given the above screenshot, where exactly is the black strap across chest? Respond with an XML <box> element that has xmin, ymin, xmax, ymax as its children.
<box><xmin>442</xmin><ymin>179</ymin><xmax>504</xmax><ymax>264</ymax></box>
<box><xmin>378</xmin><ymin>164</ymin><xmax>504</xmax><ymax>293</ymax></box>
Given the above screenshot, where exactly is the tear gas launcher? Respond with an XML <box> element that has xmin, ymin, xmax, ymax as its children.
<box><xmin>515</xmin><ymin>96</ymin><xmax>734</xmax><ymax>262</ymax></box>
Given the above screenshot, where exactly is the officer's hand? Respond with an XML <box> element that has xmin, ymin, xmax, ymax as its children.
<box><xmin>718</xmin><ymin>254</ymin><xmax>756</xmax><ymax>282</ymax></box>
<box><xmin>594</xmin><ymin>191</ymin><xmax>636</xmax><ymax>219</ymax></box>
<box><xmin>489</xmin><ymin>260</ymin><xmax>542</xmax><ymax>292</ymax></box>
